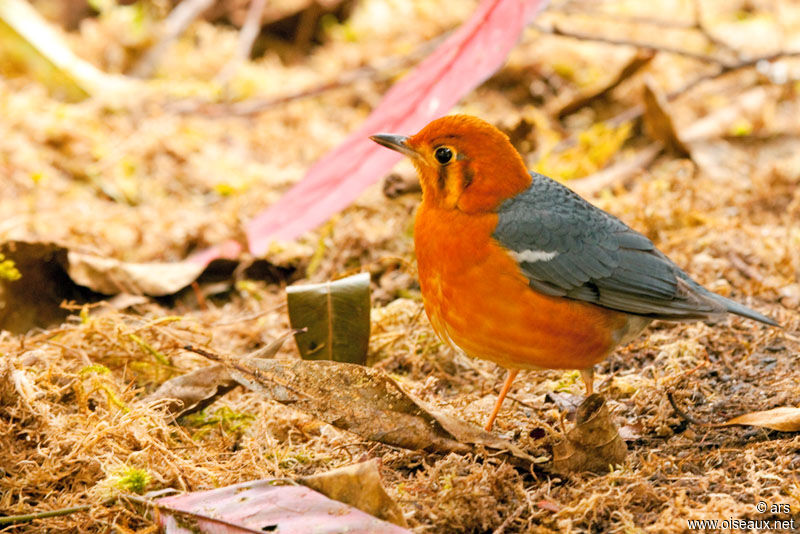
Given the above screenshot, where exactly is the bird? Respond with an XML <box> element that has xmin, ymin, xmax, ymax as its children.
<box><xmin>370</xmin><ymin>114</ymin><xmax>778</xmax><ymax>432</ymax></box>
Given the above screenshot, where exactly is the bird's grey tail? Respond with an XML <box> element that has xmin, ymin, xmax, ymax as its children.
<box><xmin>715</xmin><ymin>294</ymin><xmax>779</xmax><ymax>327</ymax></box>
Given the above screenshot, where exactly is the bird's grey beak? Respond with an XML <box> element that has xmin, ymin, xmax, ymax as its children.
<box><xmin>369</xmin><ymin>134</ymin><xmax>417</xmax><ymax>159</ymax></box>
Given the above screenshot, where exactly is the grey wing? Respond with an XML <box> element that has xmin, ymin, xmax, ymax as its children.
<box><xmin>492</xmin><ymin>173</ymin><xmax>729</xmax><ymax>321</ymax></box>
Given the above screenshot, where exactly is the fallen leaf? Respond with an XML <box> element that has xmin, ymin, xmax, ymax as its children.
<box><xmin>213</xmin><ymin>355</ymin><xmax>533</xmax><ymax>461</ymax></box>
<box><xmin>144</xmin><ymin>364</ymin><xmax>237</xmax><ymax>418</ymax></box>
<box><xmin>544</xmin><ymin>391</ymin><xmax>583</xmax><ymax>415</ymax></box>
<box><xmin>642</xmin><ymin>75</ymin><xmax>690</xmax><ymax>155</ymax></box>
<box><xmin>0</xmin><ymin>241</ymin><xmax>207</xmax><ymax>333</ymax></box>
<box><xmin>155</xmin><ymin>479</ymin><xmax>410</xmax><ymax>534</ymax></box>
<box><xmin>0</xmin><ymin>240</ymin><xmax>302</xmax><ymax>332</ymax></box>
<box><xmin>556</xmin><ymin>49</ymin><xmax>655</xmax><ymax>118</ymax></box>
<box><xmin>146</xmin><ymin>333</ymin><xmax>295</xmax><ymax>417</ymax></box>
<box><xmin>68</xmin><ymin>252</ymin><xmax>205</xmax><ymax>296</ymax></box>
<box><xmin>718</xmin><ymin>407</ymin><xmax>800</xmax><ymax>432</ymax></box>
<box><xmin>244</xmin><ymin>0</ymin><xmax>546</xmax><ymax>254</ymax></box>
<box><xmin>552</xmin><ymin>394</ymin><xmax>627</xmax><ymax>474</ymax></box>
<box><xmin>104</xmin><ymin>293</ymin><xmax>151</xmax><ymax>310</ymax></box>
<box><xmin>299</xmin><ymin>459</ymin><xmax>407</xmax><ymax>527</ymax></box>
<box><xmin>618</xmin><ymin>423</ymin><xmax>644</xmax><ymax>442</ymax></box>
<box><xmin>287</xmin><ymin>272</ymin><xmax>370</xmax><ymax>364</ymax></box>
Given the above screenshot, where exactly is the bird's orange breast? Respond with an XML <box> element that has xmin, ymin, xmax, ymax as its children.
<box><xmin>414</xmin><ymin>203</ymin><xmax>630</xmax><ymax>370</ymax></box>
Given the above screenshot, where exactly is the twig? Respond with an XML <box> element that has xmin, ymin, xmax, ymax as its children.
<box><xmin>661</xmin><ymin>50</ymin><xmax>792</xmax><ymax>106</ymax></box>
<box><xmin>666</xmin><ymin>389</ymin><xmax>711</xmax><ymax>427</ymax></box>
<box><xmin>557</xmin><ymin>49</ymin><xmax>655</xmax><ymax>118</ymax></box>
<box><xmin>691</xmin><ymin>0</ymin><xmax>740</xmax><ymax>61</ymax></box>
<box><xmin>537</xmin><ymin>50</ymin><xmax>800</xmax><ymax>161</ymax></box>
<box><xmin>497</xmin><ymin>391</ymin><xmax>538</xmax><ymax>411</ymax></box>
<box><xmin>492</xmin><ymin>501</ymin><xmax>527</xmax><ymax>534</ymax></box>
<box><xmin>539</xmin><ymin>14</ymin><xmax>800</xmax><ymax>70</ymax></box>
<box><xmin>190</xmin><ymin>281</ymin><xmax>207</xmax><ymax>310</ymax></box>
<box><xmin>531</xmin><ymin>22</ymin><xmax>728</xmax><ymax>66</ymax></box>
<box><xmin>727</xmin><ymin>252</ymin><xmax>766</xmax><ymax>284</ymax></box>
<box><xmin>131</xmin><ymin>0</ymin><xmax>214</xmax><ymax>78</ymax></box>
<box><xmin>293</xmin><ymin>2</ymin><xmax>321</xmax><ymax>50</ymax></box>
<box><xmin>553</xmin><ymin>6</ymin><xmax>697</xmax><ymax>30</ymax></box>
<box><xmin>570</xmin><ymin>142</ymin><xmax>663</xmax><ymax>197</ymax></box>
<box><xmin>217</xmin><ymin>0</ymin><xmax>269</xmax><ymax>84</ymax></box>
<box><xmin>236</xmin><ymin>0</ymin><xmax>269</xmax><ymax>61</ymax></box>
<box><xmin>0</xmin><ymin>505</ymin><xmax>90</xmax><ymax>525</ymax></box>
<box><xmin>183</xmin><ymin>344</ymin><xmax>309</xmax><ymax>399</ymax></box>
<box><xmin>556</xmin><ymin>3</ymin><xmax>746</xmax><ymax>64</ymax></box>
<box><xmin>167</xmin><ymin>32</ymin><xmax>448</xmax><ymax>116</ymax></box>
<box><xmin>681</xmin><ymin>86</ymin><xmax>772</xmax><ymax>142</ymax></box>
<box><xmin>212</xmin><ymin>302</ymin><xmax>287</xmax><ymax>327</ymax></box>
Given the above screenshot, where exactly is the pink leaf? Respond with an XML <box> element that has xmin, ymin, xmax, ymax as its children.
<box><xmin>245</xmin><ymin>0</ymin><xmax>547</xmax><ymax>256</ymax></box>
<box><xmin>155</xmin><ymin>480</ymin><xmax>410</xmax><ymax>534</ymax></box>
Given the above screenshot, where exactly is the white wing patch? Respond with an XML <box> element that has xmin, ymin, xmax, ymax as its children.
<box><xmin>510</xmin><ymin>249</ymin><xmax>559</xmax><ymax>263</ymax></box>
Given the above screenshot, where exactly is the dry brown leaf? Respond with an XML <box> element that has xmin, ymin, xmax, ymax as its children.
<box><xmin>144</xmin><ymin>364</ymin><xmax>237</xmax><ymax>417</ymax></box>
<box><xmin>0</xmin><ymin>241</ymin><xmax>207</xmax><ymax>332</ymax></box>
<box><xmin>155</xmin><ymin>479</ymin><xmax>409</xmax><ymax>534</ymax></box>
<box><xmin>642</xmin><ymin>75</ymin><xmax>690</xmax><ymax>156</ymax></box>
<box><xmin>556</xmin><ymin>49</ymin><xmax>655</xmax><ymax>118</ymax></box>
<box><xmin>299</xmin><ymin>459</ymin><xmax>407</xmax><ymax>527</ymax></box>
<box><xmin>552</xmin><ymin>394</ymin><xmax>627</xmax><ymax>474</ymax></box>
<box><xmin>146</xmin><ymin>333</ymin><xmax>295</xmax><ymax>417</ymax></box>
<box><xmin>718</xmin><ymin>407</ymin><xmax>800</xmax><ymax>432</ymax></box>
<box><xmin>0</xmin><ymin>240</ymin><xmax>218</xmax><ymax>332</ymax></box>
<box><xmin>103</xmin><ymin>293</ymin><xmax>151</xmax><ymax>310</ymax></box>
<box><xmin>223</xmin><ymin>356</ymin><xmax>533</xmax><ymax>461</ymax></box>
<box><xmin>68</xmin><ymin>252</ymin><xmax>205</xmax><ymax>297</ymax></box>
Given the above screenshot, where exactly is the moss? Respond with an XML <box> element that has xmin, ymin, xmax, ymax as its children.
<box><xmin>112</xmin><ymin>466</ymin><xmax>151</xmax><ymax>495</ymax></box>
<box><xmin>0</xmin><ymin>254</ymin><xmax>21</xmax><ymax>282</ymax></box>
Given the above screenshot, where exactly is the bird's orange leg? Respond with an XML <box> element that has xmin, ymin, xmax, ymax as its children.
<box><xmin>484</xmin><ymin>368</ymin><xmax>520</xmax><ymax>431</ymax></box>
<box><xmin>581</xmin><ymin>367</ymin><xmax>594</xmax><ymax>396</ymax></box>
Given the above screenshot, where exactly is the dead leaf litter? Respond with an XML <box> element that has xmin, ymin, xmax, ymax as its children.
<box><xmin>1</xmin><ymin>0</ymin><xmax>800</xmax><ymax>532</ymax></box>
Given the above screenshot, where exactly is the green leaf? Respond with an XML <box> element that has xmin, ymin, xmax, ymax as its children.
<box><xmin>287</xmin><ymin>272</ymin><xmax>370</xmax><ymax>364</ymax></box>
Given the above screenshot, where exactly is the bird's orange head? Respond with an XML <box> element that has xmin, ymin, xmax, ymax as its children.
<box><xmin>371</xmin><ymin>115</ymin><xmax>532</xmax><ymax>213</ymax></box>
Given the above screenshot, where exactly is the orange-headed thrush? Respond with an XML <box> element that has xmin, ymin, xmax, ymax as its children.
<box><xmin>370</xmin><ymin>115</ymin><xmax>778</xmax><ymax>431</ymax></box>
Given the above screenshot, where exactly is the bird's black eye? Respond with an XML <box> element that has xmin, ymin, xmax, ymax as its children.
<box><xmin>434</xmin><ymin>146</ymin><xmax>453</xmax><ymax>165</ymax></box>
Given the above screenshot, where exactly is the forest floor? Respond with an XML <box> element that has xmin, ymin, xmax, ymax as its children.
<box><xmin>1</xmin><ymin>0</ymin><xmax>799</xmax><ymax>532</ymax></box>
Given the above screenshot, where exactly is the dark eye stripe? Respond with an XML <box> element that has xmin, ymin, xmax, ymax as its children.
<box><xmin>437</xmin><ymin>165</ymin><xmax>447</xmax><ymax>190</ymax></box>
<box><xmin>462</xmin><ymin>166</ymin><xmax>474</xmax><ymax>189</ymax></box>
